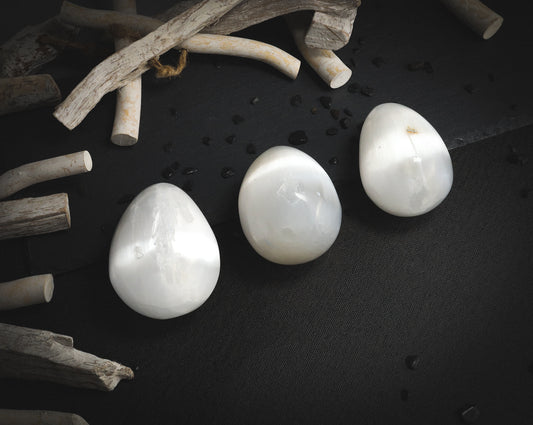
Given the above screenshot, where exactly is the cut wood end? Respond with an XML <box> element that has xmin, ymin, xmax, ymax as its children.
<box><xmin>483</xmin><ymin>16</ymin><xmax>503</xmax><ymax>39</ymax></box>
<box><xmin>82</xmin><ymin>151</ymin><xmax>93</xmax><ymax>171</ymax></box>
<box><xmin>330</xmin><ymin>68</ymin><xmax>352</xmax><ymax>89</ymax></box>
<box><xmin>111</xmin><ymin>133</ymin><xmax>138</xmax><ymax>146</ymax></box>
<box><xmin>43</xmin><ymin>274</ymin><xmax>54</xmax><ymax>303</ymax></box>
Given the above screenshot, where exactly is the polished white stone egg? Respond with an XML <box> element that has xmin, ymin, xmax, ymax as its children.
<box><xmin>359</xmin><ymin>103</ymin><xmax>453</xmax><ymax>217</ymax></box>
<box><xmin>109</xmin><ymin>183</ymin><xmax>220</xmax><ymax>319</ymax></box>
<box><xmin>238</xmin><ymin>146</ymin><xmax>341</xmax><ymax>265</ymax></box>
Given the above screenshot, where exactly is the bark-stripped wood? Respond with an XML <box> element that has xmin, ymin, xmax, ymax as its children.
<box><xmin>439</xmin><ymin>0</ymin><xmax>503</xmax><ymax>39</ymax></box>
<box><xmin>54</xmin><ymin>0</ymin><xmax>246</xmax><ymax>130</ymax></box>
<box><xmin>0</xmin><ymin>409</ymin><xmax>89</xmax><ymax>425</ymax></box>
<box><xmin>0</xmin><ymin>193</ymin><xmax>71</xmax><ymax>240</ymax></box>
<box><xmin>0</xmin><ymin>323</ymin><xmax>134</xmax><ymax>391</ymax></box>
<box><xmin>0</xmin><ymin>75</ymin><xmax>61</xmax><ymax>116</ymax></box>
<box><xmin>0</xmin><ymin>274</ymin><xmax>54</xmax><ymax>311</ymax></box>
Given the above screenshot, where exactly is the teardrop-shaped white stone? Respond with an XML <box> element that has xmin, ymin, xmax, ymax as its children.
<box><xmin>359</xmin><ymin>103</ymin><xmax>453</xmax><ymax>217</ymax></box>
<box><xmin>238</xmin><ymin>146</ymin><xmax>341</xmax><ymax>265</ymax></box>
<box><xmin>109</xmin><ymin>183</ymin><xmax>220</xmax><ymax>319</ymax></box>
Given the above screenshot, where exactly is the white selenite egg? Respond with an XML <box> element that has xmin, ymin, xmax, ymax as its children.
<box><xmin>109</xmin><ymin>183</ymin><xmax>220</xmax><ymax>319</ymax></box>
<box><xmin>238</xmin><ymin>146</ymin><xmax>342</xmax><ymax>265</ymax></box>
<box><xmin>359</xmin><ymin>103</ymin><xmax>453</xmax><ymax>217</ymax></box>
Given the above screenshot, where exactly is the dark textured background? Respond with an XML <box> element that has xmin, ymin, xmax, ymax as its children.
<box><xmin>1</xmin><ymin>1</ymin><xmax>533</xmax><ymax>424</ymax></box>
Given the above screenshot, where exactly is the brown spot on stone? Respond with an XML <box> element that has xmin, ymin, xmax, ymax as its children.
<box><xmin>406</xmin><ymin>127</ymin><xmax>417</xmax><ymax>134</ymax></box>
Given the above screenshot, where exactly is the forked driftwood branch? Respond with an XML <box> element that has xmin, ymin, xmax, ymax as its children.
<box><xmin>0</xmin><ymin>75</ymin><xmax>61</xmax><ymax>116</ymax></box>
<box><xmin>0</xmin><ymin>322</ymin><xmax>134</xmax><ymax>391</ymax></box>
<box><xmin>0</xmin><ymin>274</ymin><xmax>54</xmax><ymax>311</ymax></box>
<box><xmin>0</xmin><ymin>409</ymin><xmax>89</xmax><ymax>425</ymax></box>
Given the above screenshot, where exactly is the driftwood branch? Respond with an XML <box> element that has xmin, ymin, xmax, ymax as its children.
<box><xmin>60</xmin><ymin>2</ymin><xmax>300</xmax><ymax>78</ymax></box>
<box><xmin>0</xmin><ymin>274</ymin><xmax>54</xmax><ymax>311</ymax></box>
<box><xmin>0</xmin><ymin>17</ymin><xmax>78</xmax><ymax>78</ymax></box>
<box><xmin>439</xmin><ymin>0</ymin><xmax>503</xmax><ymax>39</ymax></box>
<box><xmin>0</xmin><ymin>75</ymin><xmax>61</xmax><ymax>116</ymax></box>
<box><xmin>111</xmin><ymin>0</ymin><xmax>142</xmax><ymax>146</ymax></box>
<box><xmin>156</xmin><ymin>0</ymin><xmax>360</xmax><ymax>50</ymax></box>
<box><xmin>54</xmin><ymin>0</ymin><xmax>246</xmax><ymax>130</ymax></box>
<box><xmin>0</xmin><ymin>193</ymin><xmax>71</xmax><ymax>240</ymax></box>
<box><xmin>0</xmin><ymin>322</ymin><xmax>134</xmax><ymax>391</ymax></box>
<box><xmin>0</xmin><ymin>150</ymin><xmax>92</xmax><ymax>200</ymax></box>
<box><xmin>0</xmin><ymin>409</ymin><xmax>89</xmax><ymax>425</ymax></box>
<box><xmin>287</xmin><ymin>13</ymin><xmax>351</xmax><ymax>88</ymax></box>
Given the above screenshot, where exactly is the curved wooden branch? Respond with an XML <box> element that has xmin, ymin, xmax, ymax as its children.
<box><xmin>439</xmin><ymin>0</ymin><xmax>503</xmax><ymax>39</ymax></box>
<box><xmin>0</xmin><ymin>274</ymin><xmax>54</xmax><ymax>311</ymax></box>
<box><xmin>0</xmin><ymin>409</ymin><xmax>89</xmax><ymax>425</ymax></box>
<box><xmin>0</xmin><ymin>151</ymin><xmax>92</xmax><ymax>200</ymax></box>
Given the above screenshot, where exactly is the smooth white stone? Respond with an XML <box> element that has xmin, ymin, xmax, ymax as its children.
<box><xmin>359</xmin><ymin>103</ymin><xmax>453</xmax><ymax>217</ymax></box>
<box><xmin>109</xmin><ymin>183</ymin><xmax>220</xmax><ymax>319</ymax></box>
<box><xmin>238</xmin><ymin>146</ymin><xmax>341</xmax><ymax>265</ymax></box>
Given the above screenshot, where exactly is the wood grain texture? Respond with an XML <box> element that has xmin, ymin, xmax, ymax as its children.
<box><xmin>0</xmin><ymin>74</ymin><xmax>61</xmax><ymax>116</ymax></box>
<box><xmin>0</xmin><ymin>323</ymin><xmax>134</xmax><ymax>391</ymax></box>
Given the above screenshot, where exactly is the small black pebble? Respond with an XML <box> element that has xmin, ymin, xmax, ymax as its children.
<box><xmin>226</xmin><ymin>134</ymin><xmax>236</xmax><ymax>144</ymax></box>
<box><xmin>289</xmin><ymin>130</ymin><xmax>308</xmax><ymax>145</ymax></box>
<box><xmin>360</xmin><ymin>86</ymin><xmax>375</xmax><ymax>97</ymax></box>
<box><xmin>221</xmin><ymin>167</ymin><xmax>235</xmax><ymax>178</ymax></box>
<box><xmin>348</xmin><ymin>83</ymin><xmax>360</xmax><ymax>93</ymax></box>
<box><xmin>290</xmin><ymin>94</ymin><xmax>302</xmax><ymax>106</ymax></box>
<box><xmin>161</xmin><ymin>167</ymin><xmax>174</xmax><ymax>179</ymax></box>
<box><xmin>182</xmin><ymin>167</ymin><xmax>198</xmax><ymax>175</ymax></box>
<box><xmin>250</xmin><ymin>96</ymin><xmax>260</xmax><ymax>105</ymax></box>
<box><xmin>460</xmin><ymin>405</ymin><xmax>480</xmax><ymax>423</ymax></box>
<box><xmin>319</xmin><ymin>96</ymin><xmax>332</xmax><ymax>109</ymax></box>
<box><xmin>372</xmin><ymin>56</ymin><xmax>385</xmax><ymax>67</ymax></box>
<box><xmin>400</xmin><ymin>389</ymin><xmax>409</xmax><ymax>402</ymax></box>
<box><xmin>117</xmin><ymin>193</ymin><xmax>134</xmax><ymax>205</ymax></box>
<box><xmin>343</xmin><ymin>108</ymin><xmax>353</xmax><ymax>117</ymax></box>
<box><xmin>182</xmin><ymin>181</ymin><xmax>193</xmax><ymax>192</ymax></box>
<box><xmin>171</xmin><ymin>161</ymin><xmax>180</xmax><ymax>170</ymax></box>
<box><xmin>488</xmin><ymin>73</ymin><xmax>495</xmax><ymax>82</ymax></box>
<box><xmin>424</xmin><ymin>61</ymin><xmax>434</xmax><ymax>74</ymax></box>
<box><xmin>246</xmin><ymin>143</ymin><xmax>257</xmax><ymax>154</ymax></box>
<box><xmin>340</xmin><ymin>117</ymin><xmax>351</xmax><ymax>129</ymax></box>
<box><xmin>326</xmin><ymin>127</ymin><xmax>338</xmax><ymax>136</ymax></box>
<box><xmin>407</xmin><ymin>61</ymin><xmax>425</xmax><ymax>71</ymax></box>
<box><xmin>330</xmin><ymin>109</ymin><xmax>340</xmax><ymax>120</ymax></box>
<box><xmin>328</xmin><ymin>157</ymin><xmax>338</xmax><ymax>165</ymax></box>
<box><xmin>202</xmin><ymin>136</ymin><xmax>211</xmax><ymax>146</ymax></box>
<box><xmin>232</xmin><ymin>114</ymin><xmax>245</xmax><ymax>124</ymax></box>
<box><xmin>310</xmin><ymin>107</ymin><xmax>318</xmax><ymax>115</ymax></box>
<box><xmin>163</xmin><ymin>142</ymin><xmax>173</xmax><ymax>153</ymax></box>
<box><xmin>464</xmin><ymin>83</ymin><xmax>477</xmax><ymax>94</ymax></box>
<box><xmin>405</xmin><ymin>355</ymin><xmax>420</xmax><ymax>370</ymax></box>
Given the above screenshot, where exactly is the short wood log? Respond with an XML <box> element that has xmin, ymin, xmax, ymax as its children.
<box><xmin>0</xmin><ymin>75</ymin><xmax>61</xmax><ymax>116</ymax></box>
<box><xmin>0</xmin><ymin>409</ymin><xmax>89</xmax><ymax>425</ymax></box>
<box><xmin>0</xmin><ymin>323</ymin><xmax>134</xmax><ymax>391</ymax></box>
<box><xmin>439</xmin><ymin>0</ymin><xmax>503</xmax><ymax>39</ymax></box>
<box><xmin>0</xmin><ymin>193</ymin><xmax>71</xmax><ymax>240</ymax></box>
<box><xmin>0</xmin><ymin>274</ymin><xmax>54</xmax><ymax>311</ymax></box>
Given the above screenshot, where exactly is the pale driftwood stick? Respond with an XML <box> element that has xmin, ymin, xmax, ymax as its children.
<box><xmin>0</xmin><ymin>75</ymin><xmax>61</xmax><ymax>116</ymax></box>
<box><xmin>439</xmin><ymin>0</ymin><xmax>503</xmax><ymax>39</ymax></box>
<box><xmin>60</xmin><ymin>2</ymin><xmax>300</xmax><ymax>79</ymax></box>
<box><xmin>0</xmin><ymin>151</ymin><xmax>92</xmax><ymax>200</ymax></box>
<box><xmin>0</xmin><ymin>409</ymin><xmax>89</xmax><ymax>425</ymax></box>
<box><xmin>111</xmin><ymin>0</ymin><xmax>142</xmax><ymax>146</ymax></box>
<box><xmin>0</xmin><ymin>274</ymin><xmax>54</xmax><ymax>311</ymax></box>
<box><xmin>0</xmin><ymin>193</ymin><xmax>71</xmax><ymax>240</ymax></box>
<box><xmin>0</xmin><ymin>323</ymin><xmax>134</xmax><ymax>391</ymax></box>
<box><xmin>304</xmin><ymin>8</ymin><xmax>358</xmax><ymax>51</ymax></box>
<box><xmin>54</xmin><ymin>0</ymin><xmax>245</xmax><ymax>130</ymax></box>
<box><xmin>0</xmin><ymin>17</ymin><xmax>78</xmax><ymax>78</ymax></box>
<box><xmin>156</xmin><ymin>0</ymin><xmax>361</xmax><ymax>50</ymax></box>
<box><xmin>287</xmin><ymin>14</ymin><xmax>351</xmax><ymax>89</ymax></box>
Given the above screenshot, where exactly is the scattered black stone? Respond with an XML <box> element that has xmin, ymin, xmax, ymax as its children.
<box><xmin>161</xmin><ymin>166</ymin><xmax>175</xmax><ymax>179</ymax></box>
<box><xmin>464</xmin><ymin>83</ymin><xmax>477</xmax><ymax>94</ymax></box>
<box><xmin>348</xmin><ymin>83</ymin><xmax>360</xmax><ymax>93</ymax></box>
<box><xmin>400</xmin><ymin>389</ymin><xmax>409</xmax><ymax>402</ymax></box>
<box><xmin>310</xmin><ymin>107</ymin><xmax>318</xmax><ymax>115</ymax></box>
<box><xmin>509</xmin><ymin>104</ymin><xmax>518</xmax><ymax>111</ymax></box>
<box><xmin>182</xmin><ymin>181</ymin><xmax>193</xmax><ymax>192</ymax></box>
<box><xmin>460</xmin><ymin>405</ymin><xmax>480</xmax><ymax>423</ymax></box>
<box><xmin>289</xmin><ymin>130</ymin><xmax>308</xmax><ymax>145</ymax></box>
<box><xmin>330</xmin><ymin>109</ymin><xmax>340</xmax><ymax>120</ymax></box>
<box><xmin>405</xmin><ymin>355</ymin><xmax>420</xmax><ymax>370</ymax></box>
<box><xmin>202</xmin><ymin>136</ymin><xmax>211</xmax><ymax>146</ymax></box>
<box><xmin>226</xmin><ymin>134</ymin><xmax>236</xmax><ymax>144</ymax></box>
<box><xmin>326</xmin><ymin>127</ymin><xmax>338</xmax><ymax>136</ymax></box>
<box><xmin>162</xmin><ymin>142</ymin><xmax>173</xmax><ymax>153</ymax></box>
<box><xmin>169</xmin><ymin>107</ymin><xmax>178</xmax><ymax>118</ymax></box>
<box><xmin>424</xmin><ymin>61</ymin><xmax>434</xmax><ymax>74</ymax></box>
<box><xmin>319</xmin><ymin>96</ymin><xmax>332</xmax><ymax>109</ymax></box>
<box><xmin>221</xmin><ymin>167</ymin><xmax>235</xmax><ymax>178</ymax></box>
<box><xmin>372</xmin><ymin>56</ymin><xmax>385</xmax><ymax>67</ymax></box>
<box><xmin>520</xmin><ymin>188</ymin><xmax>531</xmax><ymax>198</ymax></box>
<box><xmin>328</xmin><ymin>157</ymin><xmax>338</xmax><ymax>165</ymax></box>
<box><xmin>171</xmin><ymin>161</ymin><xmax>180</xmax><ymax>170</ymax></box>
<box><xmin>407</xmin><ymin>61</ymin><xmax>425</xmax><ymax>71</ymax></box>
<box><xmin>182</xmin><ymin>167</ymin><xmax>198</xmax><ymax>175</ymax></box>
<box><xmin>246</xmin><ymin>143</ymin><xmax>257</xmax><ymax>154</ymax></box>
<box><xmin>360</xmin><ymin>86</ymin><xmax>375</xmax><ymax>97</ymax></box>
<box><xmin>250</xmin><ymin>96</ymin><xmax>260</xmax><ymax>105</ymax></box>
<box><xmin>232</xmin><ymin>114</ymin><xmax>245</xmax><ymax>124</ymax></box>
<box><xmin>488</xmin><ymin>73</ymin><xmax>495</xmax><ymax>82</ymax></box>
<box><xmin>290</xmin><ymin>94</ymin><xmax>303</xmax><ymax>106</ymax></box>
<box><xmin>340</xmin><ymin>117</ymin><xmax>351</xmax><ymax>129</ymax></box>
<box><xmin>117</xmin><ymin>193</ymin><xmax>134</xmax><ymax>205</ymax></box>
<box><xmin>343</xmin><ymin>108</ymin><xmax>353</xmax><ymax>117</ymax></box>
